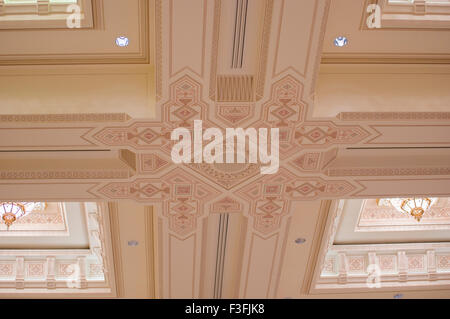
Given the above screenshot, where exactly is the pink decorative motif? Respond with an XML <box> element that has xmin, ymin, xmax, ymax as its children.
<box><xmin>338</xmin><ymin>112</ymin><xmax>450</xmax><ymax>121</ymax></box>
<box><xmin>0</xmin><ymin>113</ymin><xmax>131</xmax><ymax>123</ymax></box>
<box><xmin>239</xmin><ymin>169</ymin><xmax>351</xmax><ymax>201</ymax></box>
<box><xmin>236</xmin><ymin>168</ymin><xmax>355</xmax><ymax>234</ymax></box>
<box><xmin>290</xmin><ymin>152</ymin><xmax>321</xmax><ymax>172</ymax></box>
<box><xmin>294</xmin><ymin>121</ymin><xmax>370</xmax><ymax>147</ymax></box>
<box><xmin>27</xmin><ymin>263</ymin><xmax>44</xmax><ymax>277</ymax></box>
<box><xmin>0</xmin><ymin>264</ymin><xmax>13</xmax><ymax>276</ymax></box>
<box><xmin>14</xmin><ymin>212</ymin><xmax>63</xmax><ymax>225</ymax></box>
<box><xmin>407</xmin><ymin>255</ymin><xmax>425</xmax><ymax>272</ymax></box>
<box><xmin>347</xmin><ymin>256</ymin><xmax>365</xmax><ymax>272</ymax></box>
<box><xmin>162</xmin><ymin>169</ymin><xmax>221</xmax><ymax>236</ymax></box>
<box><xmin>167</xmin><ymin>198</ymin><xmax>200</xmax><ymax>237</ymax></box>
<box><xmin>252</xmin><ymin>197</ymin><xmax>286</xmax><ymax>234</ymax></box>
<box><xmin>93</xmin><ymin>122</ymin><xmax>173</xmax><ymax>151</ymax></box>
<box><xmin>162</xmin><ymin>75</ymin><xmax>208</xmax><ymax>127</ymax></box>
<box><xmin>0</xmin><ymin>170</ymin><xmax>130</xmax><ymax>180</ymax></box>
<box><xmin>58</xmin><ymin>263</ymin><xmax>76</xmax><ymax>276</ymax></box>
<box><xmin>188</xmin><ymin>162</ymin><xmax>261</xmax><ymax>190</ymax></box>
<box><xmin>378</xmin><ymin>255</ymin><xmax>397</xmax><ymax>272</ymax></box>
<box><xmin>284</xmin><ymin>179</ymin><xmax>355</xmax><ymax>200</ymax></box>
<box><xmin>100</xmin><ymin>168</ymin><xmax>220</xmax><ymax>237</ymax></box>
<box><xmin>98</xmin><ymin>180</ymin><xmax>170</xmax><ymax>202</ymax></box>
<box><xmin>437</xmin><ymin>255</ymin><xmax>450</xmax><ymax>270</ymax></box>
<box><xmin>89</xmin><ymin>74</ymin><xmax>373</xmax><ymax>236</ymax></box>
<box><xmin>322</xmin><ymin>257</ymin><xmax>336</xmax><ymax>273</ymax></box>
<box><xmin>140</xmin><ymin>153</ymin><xmax>170</xmax><ymax>174</ymax></box>
<box><xmin>211</xmin><ymin>196</ymin><xmax>242</xmax><ymax>214</ymax></box>
<box><xmin>89</xmin><ymin>263</ymin><xmax>104</xmax><ymax>276</ymax></box>
<box><xmin>216</xmin><ymin>104</ymin><xmax>253</xmax><ymax>126</ymax></box>
<box><xmin>262</xmin><ymin>75</ymin><xmax>305</xmax><ymax>126</ymax></box>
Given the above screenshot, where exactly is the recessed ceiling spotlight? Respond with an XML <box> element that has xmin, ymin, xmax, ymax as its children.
<box><xmin>127</xmin><ymin>240</ymin><xmax>139</xmax><ymax>246</ymax></box>
<box><xmin>115</xmin><ymin>36</ymin><xmax>129</xmax><ymax>47</ymax></box>
<box><xmin>295</xmin><ymin>238</ymin><xmax>306</xmax><ymax>244</ymax></box>
<box><xmin>334</xmin><ymin>36</ymin><xmax>348</xmax><ymax>47</ymax></box>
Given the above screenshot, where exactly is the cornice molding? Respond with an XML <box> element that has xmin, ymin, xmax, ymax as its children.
<box><xmin>0</xmin><ymin>0</ymin><xmax>150</xmax><ymax>66</ymax></box>
<box><xmin>0</xmin><ymin>202</ymin><xmax>115</xmax><ymax>295</ymax></box>
<box><xmin>0</xmin><ymin>113</ymin><xmax>132</xmax><ymax>123</ymax></box>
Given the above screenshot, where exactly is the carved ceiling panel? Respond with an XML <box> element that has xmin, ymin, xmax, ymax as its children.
<box><xmin>0</xmin><ymin>0</ymin><xmax>449</xmax><ymax>298</ymax></box>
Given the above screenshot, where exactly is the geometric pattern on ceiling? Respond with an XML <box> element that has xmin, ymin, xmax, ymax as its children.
<box><xmin>1</xmin><ymin>0</ymin><xmax>450</xmax><ymax>299</ymax></box>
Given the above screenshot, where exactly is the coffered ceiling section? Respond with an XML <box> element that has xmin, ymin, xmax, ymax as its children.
<box><xmin>0</xmin><ymin>202</ymin><xmax>69</xmax><ymax>236</ymax></box>
<box><xmin>0</xmin><ymin>202</ymin><xmax>88</xmax><ymax>248</ymax></box>
<box><xmin>0</xmin><ymin>0</ymin><xmax>152</xmax><ymax>64</ymax></box>
<box><xmin>0</xmin><ymin>0</ymin><xmax>94</xmax><ymax>29</ymax></box>
<box><xmin>357</xmin><ymin>198</ymin><xmax>450</xmax><ymax>232</ymax></box>
<box><xmin>0</xmin><ymin>202</ymin><xmax>116</xmax><ymax>296</ymax></box>
<box><xmin>312</xmin><ymin>200</ymin><xmax>450</xmax><ymax>292</ymax></box>
<box><xmin>335</xmin><ymin>199</ymin><xmax>450</xmax><ymax>244</ymax></box>
<box><xmin>322</xmin><ymin>0</ymin><xmax>450</xmax><ymax>63</ymax></box>
<box><xmin>1</xmin><ymin>0</ymin><xmax>450</xmax><ymax>299</ymax></box>
<box><xmin>368</xmin><ymin>0</ymin><xmax>450</xmax><ymax>30</ymax></box>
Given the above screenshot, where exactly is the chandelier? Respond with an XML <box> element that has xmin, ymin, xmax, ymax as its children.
<box><xmin>377</xmin><ymin>197</ymin><xmax>437</xmax><ymax>222</ymax></box>
<box><xmin>0</xmin><ymin>202</ymin><xmax>45</xmax><ymax>229</ymax></box>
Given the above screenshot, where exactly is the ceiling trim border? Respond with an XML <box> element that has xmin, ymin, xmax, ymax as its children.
<box><xmin>0</xmin><ymin>202</ymin><xmax>117</xmax><ymax>297</ymax></box>
<box><xmin>309</xmin><ymin>200</ymin><xmax>450</xmax><ymax>294</ymax></box>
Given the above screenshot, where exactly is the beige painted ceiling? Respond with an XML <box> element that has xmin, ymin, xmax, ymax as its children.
<box><xmin>0</xmin><ymin>0</ymin><xmax>152</xmax><ymax>65</ymax></box>
<box><xmin>322</xmin><ymin>0</ymin><xmax>450</xmax><ymax>63</ymax></box>
<box><xmin>0</xmin><ymin>0</ymin><xmax>450</xmax><ymax>299</ymax></box>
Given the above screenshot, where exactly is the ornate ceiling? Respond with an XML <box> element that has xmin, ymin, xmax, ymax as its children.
<box><xmin>0</xmin><ymin>0</ymin><xmax>450</xmax><ymax>298</ymax></box>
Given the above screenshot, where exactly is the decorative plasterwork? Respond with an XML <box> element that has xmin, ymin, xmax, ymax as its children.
<box><xmin>209</xmin><ymin>0</ymin><xmax>274</xmax><ymax>101</ymax></box>
<box><xmin>0</xmin><ymin>170</ymin><xmax>133</xmax><ymax>180</ymax></box>
<box><xmin>0</xmin><ymin>149</ymin><xmax>137</xmax><ymax>181</ymax></box>
<box><xmin>318</xmin><ymin>247</ymin><xmax>450</xmax><ymax>289</ymax></box>
<box><xmin>97</xmin><ymin>167</ymin><xmax>221</xmax><ymax>237</ymax></box>
<box><xmin>139</xmin><ymin>153</ymin><xmax>170</xmax><ymax>175</ymax></box>
<box><xmin>362</xmin><ymin>0</ymin><xmax>450</xmax><ymax>30</ymax></box>
<box><xmin>0</xmin><ymin>202</ymin><xmax>69</xmax><ymax>236</ymax></box>
<box><xmin>0</xmin><ymin>113</ymin><xmax>131</xmax><ymax>123</ymax></box>
<box><xmin>313</xmin><ymin>200</ymin><xmax>450</xmax><ymax>291</ymax></box>
<box><xmin>322</xmin><ymin>1</ymin><xmax>450</xmax><ymax>64</ymax></box>
<box><xmin>356</xmin><ymin>198</ymin><xmax>450</xmax><ymax>232</ymax></box>
<box><xmin>236</xmin><ymin>168</ymin><xmax>354</xmax><ymax>236</ymax></box>
<box><xmin>2</xmin><ymin>0</ymin><xmax>450</xmax><ymax>298</ymax></box>
<box><xmin>0</xmin><ymin>0</ymin><xmax>94</xmax><ymax>29</ymax></box>
<box><xmin>0</xmin><ymin>0</ymin><xmax>151</xmax><ymax>65</ymax></box>
<box><xmin>0</xmin><ymin>202</ymin><xmax>115</xmax><ymax>295</ymax></box>
<box><xmin>338</xmin><ymin>112</ymin><xmax>450</xmax><ymax>122</ymax></box>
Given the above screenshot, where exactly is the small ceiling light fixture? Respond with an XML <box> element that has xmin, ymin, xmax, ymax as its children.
<box><xmin>377</xmin><ymin>198</ymin><xmax>437</xmax><ymax>222</ymax></box>
<box><xmin>334</xmin><ymin>36</ymin><xmax>348</xmax><ymax>47</ymax></box>
<box><xmin>295</xmin><ymin>238</ymin><xmax>306</xmax><ymax>244</ymax></box>
<box><xmin>127</xmin><ymin>240</ymin><xmax>139</xmax><ymax>247</ymax></box>
<box><xmin>115</xmin><ymin>36</ymin><xmax>129</xmax><ymax>47</ymax></box>
<box><xmin>394</xmin><ymin>293</ymin><xmax>404</xmax><ymax>299</ymax></box>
